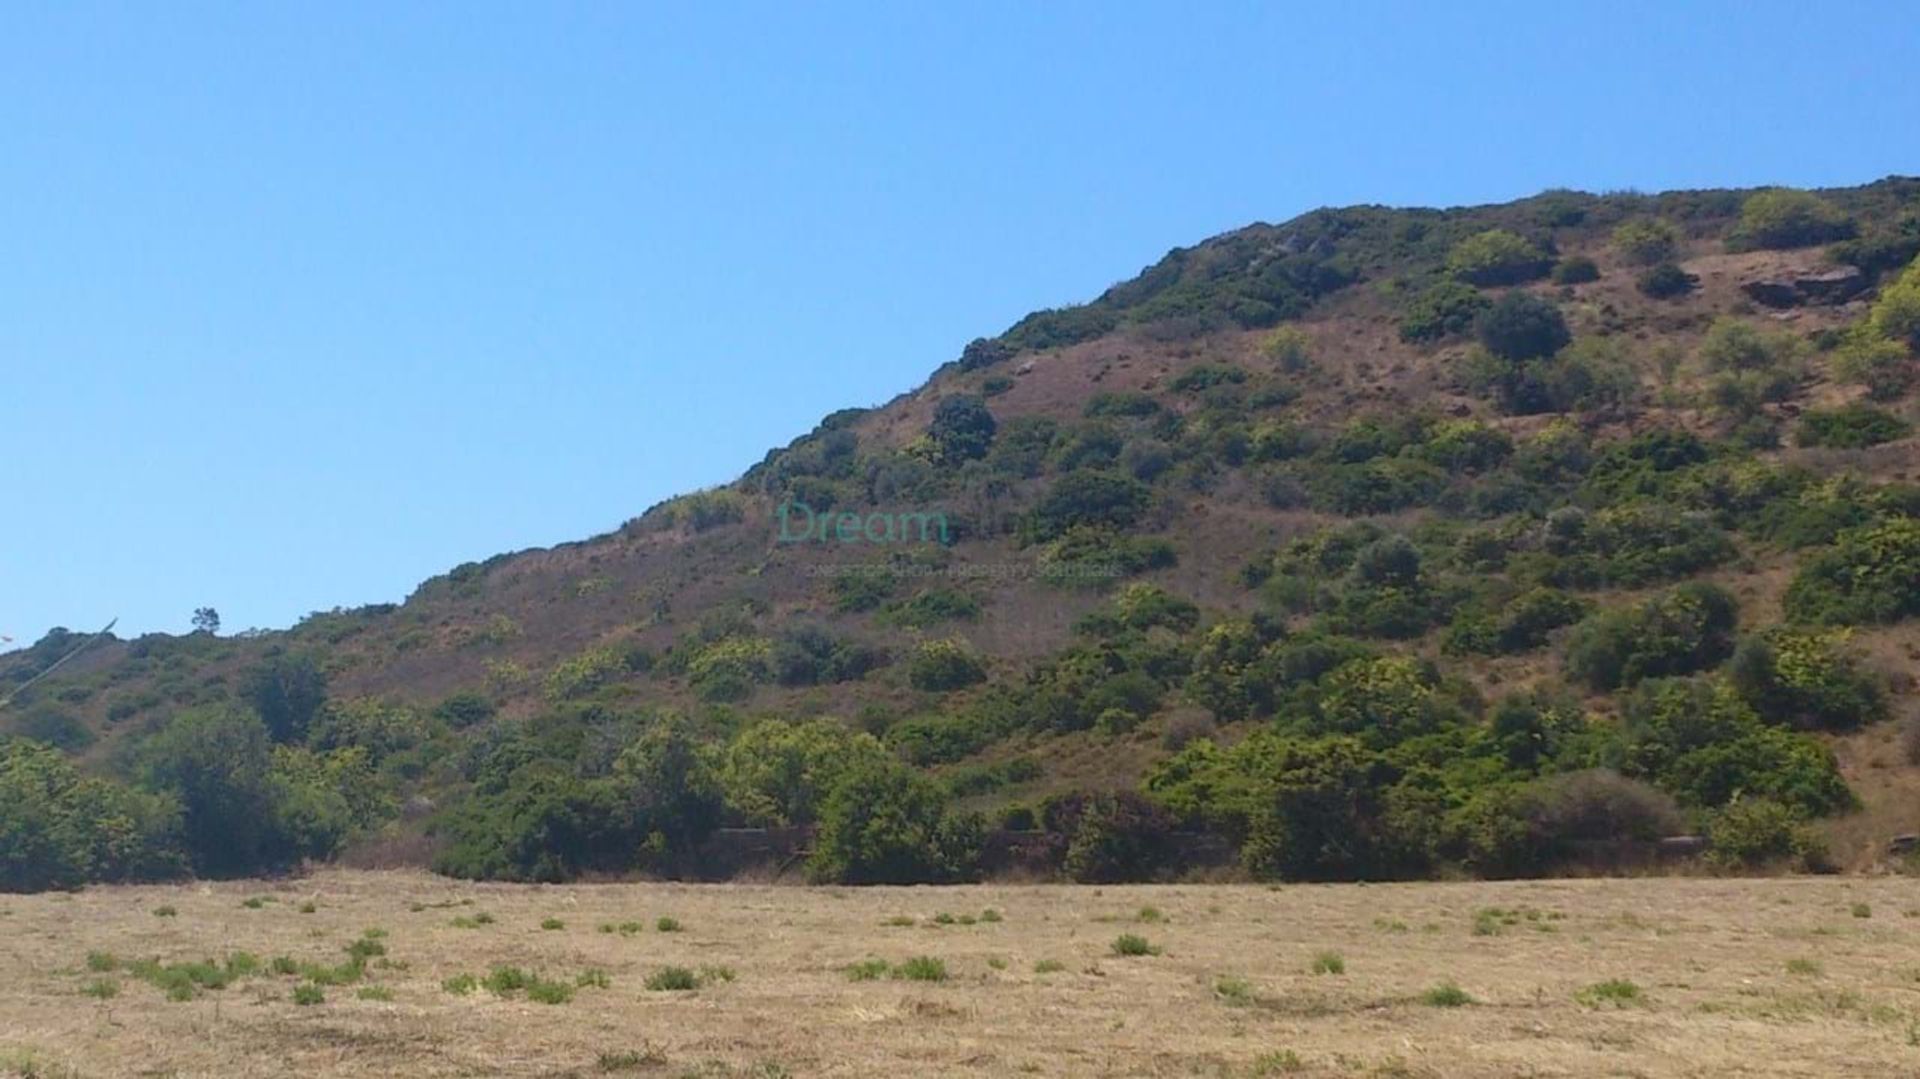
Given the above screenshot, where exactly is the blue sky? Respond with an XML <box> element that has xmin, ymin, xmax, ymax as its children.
<box><xmin>2</xmin><ymin>2</ymin><xmax>1917</xmax><ymax>644</ymax></box>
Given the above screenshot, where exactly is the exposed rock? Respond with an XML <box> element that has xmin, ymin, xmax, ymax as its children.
<box><xmin>1798</xmin><ymin>267</ymin><xmax>1869</xmax><ymax>303</ymax></box>
<box><xmin>1743</xmin><ymin>280</ymin><xmax>1801</xmax><ymax>308</ymax></box>
<box><xmin>1889</xmin><ymin>833</ymin><xmax>1920</xmax><ymax>856</ymax></box>
<box><xmin>1742</xmin><ymin>266</ymin><xmax>1868</xmax><ymax>309</ymax></box>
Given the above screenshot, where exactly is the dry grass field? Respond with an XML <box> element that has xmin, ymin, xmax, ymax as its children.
<box><xmin>4</xmin><ymin>871</ymin><xmax>1920</xmax><ymax>1078</ymax></box>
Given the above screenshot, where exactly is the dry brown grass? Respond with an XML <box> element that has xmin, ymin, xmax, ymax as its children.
<box><xmin>4</xmin><ymin>871</ymin><xmax>1920</xmax><ymax>1077</ymax></box>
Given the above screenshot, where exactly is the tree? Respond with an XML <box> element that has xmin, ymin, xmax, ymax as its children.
<box><xmin>242</xmin><ymin>653</ymin><xmax>328</xmax><ymax>742</ymax></box>
<box><xmin>138</xmin><ymin>706</ymin><xmax>293</xmax><ymax>876</ymax></box>
<box><xmin>808</xmin><ymin>758</ymin><xmax>983</xmax><ymax>883</ymax></box>
<box><xmin>191</xmin><ymin>607</ymin><xmax>221</xmax><ymax>635</ymax></box>
<box><xmin>717</xmin><ymin>718</ymin><xmax>889</xmax><ymax>826</ymax></box>
<box><xmin>1476</xmin><ymin>292</ymin><xmax>1570</xmax><ymax>362</ymax></box>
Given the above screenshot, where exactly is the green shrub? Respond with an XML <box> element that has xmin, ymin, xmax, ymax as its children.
<box><xmin>1551</xmin><ymin>256</ymin><xmax>1600</xmax><ymax>284</ymax></box>
<box><xmin>1421</xmin><ymin>982</ymin><xmax>1472</xmax><ymax>1007</ymax></box>
<box><xmin>1399</xmin><ymin>280</ymin><xmax>1491</xmax><ymax>343</ymax></box>
<box><xmin>807</xmin><ymin>759</ymin><xmax>983</xmax><ymax>884</ymax></box>
<box><xmin>0</xmin><ymin>740</ymin><xmax>183</xmax><ymax>892</ymax></box>
<box><xmin>1731</xmin><ymin>189</ymin><xmax>1853</xmax><ymax>251</ymax></box>
<box><xmin>1621</xmin><ymin>677</ymin><xmax>1853</xmax><ymax>815</ymax></box>
<box><xmin>1576</xmin><ymin>979</ymin><xmax>1645</xmax><ymax>1007</ymax></box>
<box><xmin>957</xmin><ymin>336</ymin><xmax>1014</xmax><ymax>371</ymax></box>
<box><xmin>1563</xmin><ymin>582</ymin><xmax>1738</xmax><ymax>691</ymax></box>
<box><xmin>1170</xmin><ymin>364</ymin><xmax>1249</xmax><ymax>393</ymax></box>
<box><xmin>905</xmin><ymin>639</ymin><xmax>987</xmax><ymax>692</ymax></box>
<box><xmin>929</xmin><ymin>395</ymin><xmax>997</xmax><ymax>463</ymax></box>
<box><xmin>1831</xmin><ymin>334</ymin><xmax>1915</xmax><ymax>401</ymax></box>
<box><xmin>644</xmin><ymin>966</ymin><xmax>699</xmax><ymax>992</ymax></box>
<box><xmin>1025</xmin><ymin>471</ymin><xmax>1152</xmax><ymax>540</ymax></box>
<box><xmin>891</xmin><ymin>956</ymin><xmax>949</xmax><ymax>982</ymax></box>
<box><xmin>1728</xmin><ymin>628</ymin><xmax>1887</xmax><ymax>731</ymax></box>
<box><xmin>1476</xmin><ymin>292</ymin><xmax>1570</xmax><ymax>362</ymax></box>
<box><xmin>1111</xmin><ymin>934</ymin><xmax>1160</xmax><ymax>957</ymax></box>
<box><xmin>1869</xmin><ymin>258</ymin><xmax>1920</xmax><ymax>349</ymax></box>
<box><xmin>1796</xmin><ymin>404</ymin><xmax>1910</xmax><ymax>448</ymax></box>
<box><xmin>1706</xmin><ymin>797</ymin><xmax>1826</xmax><ymax>869</ymax></box>
<box><xmin>1637</xmin><ymin>262</ymin><xmax>1697</xmax><ymax>299</ymax></box>
<box><xmin>1784</xmin><ymin>519</ymin><xmax>1920</xmax><ymax>625</ymax></box>
<box><xmin>1041</xmin><ymin>790</ymin><xmax>1178</xmax><ymax>883</ymax></box>
<box><xmin>1612</xmin><ymin>219</ymin><xmax>1681</xmax><ymax>265</ymax></box>
<box><xmin>844</xmin><ymin>958</ymin><xmax>889</xmax><ymax>982</ymax></box>
<box><xmin>1447</xmin><ymin>229</ymin><xmax>1552</xmax><ymax>286</ymax></box>
<box><xmin>292</xmin><ymin>983</ymin><xmax>325</xmax><ymax>1006</ymax></box>
<box><xmin>1262</xmin><ymin>326</ymin><xmax>1314</xmax><ymax>371</ymax></box>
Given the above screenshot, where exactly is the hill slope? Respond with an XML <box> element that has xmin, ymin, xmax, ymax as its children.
<box><xmin>7</xmin><ymin>176</ymin><xmax>1920</xmax><ymax>887</ymax></box>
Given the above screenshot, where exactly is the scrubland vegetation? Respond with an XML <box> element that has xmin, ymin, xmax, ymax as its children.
<box><xmin>8</xmin><ymin>178</ymin><xmax>1920</xmax><ymax>900</ymax></box>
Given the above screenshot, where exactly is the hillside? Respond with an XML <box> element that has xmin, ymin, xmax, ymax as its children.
<box><xmin>7</xmin><ymin>176</ymin><xmax>1920</xmax><ymax>889</ymax></box>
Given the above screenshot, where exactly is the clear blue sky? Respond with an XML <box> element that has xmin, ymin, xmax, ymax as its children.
<box><xmin>3</xmin><ymin>2</ymin><xmax>1916</xmax><ymax>644</ymax></box>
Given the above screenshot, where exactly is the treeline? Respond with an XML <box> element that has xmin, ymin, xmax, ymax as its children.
<box><xmin>2</xmin><ymin>653</ymin><xmax>396</xmax><ymax>892</ymax></box>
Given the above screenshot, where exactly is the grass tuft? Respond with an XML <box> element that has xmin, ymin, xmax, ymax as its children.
<box><xmin>1576</xmin><ymin>979</ymin><xmax>1644</xmax><ymax>1008</ymax></box>
<box><xmin>645</xmin><ymin>966</ymin><xmax>699</xmax><ymax>992</ymax></box>
<box><xmin>1111</xmin><ymin>934</ymin><xmax>1160</xmax><ymax>957</ymax></box>
<box><xmin>1421</xmin><ymin>982</ymin><xmax>1473</xmax><ymax>1008</ymax></box>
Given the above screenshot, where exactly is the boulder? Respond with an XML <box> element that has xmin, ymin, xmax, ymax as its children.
<box><xmin>1742</xmin><ymin>266</ymin><xmax>1869</xmax><ymax>309</ymax></box>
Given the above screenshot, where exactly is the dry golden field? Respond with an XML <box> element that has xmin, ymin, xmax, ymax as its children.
<box><xmin>4</xmin><ymin>871</ymin><xmax>1920</xmax><ymax>1078</ymax></box>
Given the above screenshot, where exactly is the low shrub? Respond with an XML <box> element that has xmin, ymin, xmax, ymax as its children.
<box><xmin>1730</xmin><ymin>189</ymin><xmax>1853</xmax><ymax>251</ymax></box>
<box><xmin>1796</xmin><ymin>404</ymin><xmax>1910</xmax><ymax>448</ymax></box>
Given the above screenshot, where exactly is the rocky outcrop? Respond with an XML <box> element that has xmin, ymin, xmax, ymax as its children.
<box><xmin>1742</xmin><ymin>266</ymin><xmax>1868</xmax><ymax>308</ymax></box>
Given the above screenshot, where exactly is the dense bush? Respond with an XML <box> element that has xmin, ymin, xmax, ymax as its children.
<box><xmin>1636</xmin><ymin>262</ymin><xmax>1697</xmax><ymax>299</ymax></box>
<box><xmin>929</xmin><ymin>395</ymin><xmax>998</xmax><ymax>463</ymax></box>
<box><xmin>1551</xmin><ymin>256</ymin><xmax>1600</xmax><ymax>285</ymax></box>
<box><xmin>1</xmin><ymin>739</ymin><xmax>184</xmax><ymax>891</ymax></box>
<box><xmin>957</xmin><ymin>337</ymin><xmax>1014</xmax><ymax>371</ymax></box>
<box><xmin>1705</xmin><ymin>797</ymin><xmax>1827</xmax><ymax>870</ymax></box>
<box><xmin>435</xmin><ymin>719</ymin><xmax>723</xmax><ymax>882</ymax></box>
<box><xmin>1796</xmin><ymin>404</ymin><xmax>1909</xmax><ymax>448</ymax></box>
<box><xmin>1563</xmin><ymin>582</ymin><xmax>1738</xmax><ymax>691</ymax></box>
<box><xmin>3</xmin><ymin>704</ymin><xmax>94</xmax><ymax>751</ymax></box>
<box><xmin>807</xmin><ymin>758</ymin><xmax>983</xmax><ymax>884</ymax></box>
<box><xmin>1831</xmin><ymin>334</ymin><xmax>1915</xmax><ymax>400</ymax></box>
<box><xmin>1398</xmin><ymin>280</ymin><xmax>1491</xmax><ymax>343</ymax></box>
<box><xmin>1444</xmin><ymin>588</ymin><xmax>1589</xmax><ymax>656</ymax></box>
<box><xmin>1611</xmin><ymin>219</ymin><xmax>1681</xmax><ymax>265</ymax></box>
<box><xmin>1620</xmin><ymin>677</ymin><xmax>1852</xmax><ymax>815</ymax></box>
<box><xmin>717</xmin><ymin>719</ymin><xmax>889</xmax><ymax>826</ymax></box>
<box><xmin>1447</xmin><ymin>230</ymin><xmax>1552</xmax><ymax>286</ymax></box>
<box><xmin>1784</xmin><ymin>518</ymin><xmax>1920</xmax><ymax>625</ymax></box>
<box><xmin>138</xmin><ymin>706</ymin><xmax>380</xmax><ymax>877</ymax></box>
<box><xmin>242</xmin><ymin>653</ymin><xmax>328</xmax><ymax>743</ymax></box>
<box><xmin>1727</xmin><ymin>628</ymin><xmax>1886</xmax><ymax>732</ymax></box>
<box><xmin>1041</xmin><ymin>790</ymin><xmax>1179</xmax><ymax>883</ymax></box>
<box><xmin>1025</xmin><ymin>471</ymin><xmax>1152</xmax><ymax>540</ymax></box>
<box><xmin>1698</xmin><ymin>318</ymin><xmax>1806</xmax><ymax>374</ymax></box>
<box><xmin>770</xmin><ymin>624</ymin><xmax>886</xmax><ymax>685</ymax></box>
<box><xmin>1476</xmin><ymin>292</ymin><xmax>1570</xmax><ymax>362</ymax></box>
<box><xmin>1729</xmin><ymin>189</ymin><xmax>1853</xmax><ymax>251</ymax></box>
<box><xmin>906</xmin><ymin>639</ymin><xmax>987</xmax><ymax>692</ymax></box>
<box><xmin>1869</xmin><ymin>257</ymin><xmax>1920</xmax><ymax>349</ymax></box>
